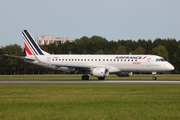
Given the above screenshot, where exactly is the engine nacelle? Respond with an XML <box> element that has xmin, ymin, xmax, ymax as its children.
<box><xmin>115</xmin><ymin>72</ymin><xmax>133</xmax><ymax>77</ymax></box>
<box><xmin>92</xmin><ymin>68</ymin><xmax>109</xmax><ymax>77</ymax></box>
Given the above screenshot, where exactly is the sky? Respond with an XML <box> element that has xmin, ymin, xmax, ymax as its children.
<box><xmin>1</xmin><ymin>0</ymin><xmax>180</xmax><ymax>47</ymax></box>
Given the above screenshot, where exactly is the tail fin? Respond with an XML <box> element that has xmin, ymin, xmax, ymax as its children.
<box><xmin>24</xmin><ymin>41</ymin><xmax>33</xmax><ymax>56</ymax></box>
<box><xmin>22</xmin><ymin>30</ymin><xmax>50</xmax><ymax>56</ymax></box>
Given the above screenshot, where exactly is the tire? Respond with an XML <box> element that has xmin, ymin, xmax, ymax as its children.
<box><xmin>98</xmin><ymin>77</ymin><xmax>105</xmax><ymax>80</ymax></box>
<box><xmin>82</xmin><ymin>74</ymin><xmax>89</xmax><ymax>80</ymax></box>
<box><xmin>152</xmin><ymin>76</ymin><xmax>157</xmax><ymax>80</ymax></box>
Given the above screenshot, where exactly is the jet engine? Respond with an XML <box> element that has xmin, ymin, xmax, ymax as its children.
<box><xmin>115</xmin><ymin>72</ymin><xmax>133</xmax><ymax>77</ymax></box>
<box><xmin>92</xmin><ymin>68</ymin><xmax>109</xmax><ymax>77</ymax></box>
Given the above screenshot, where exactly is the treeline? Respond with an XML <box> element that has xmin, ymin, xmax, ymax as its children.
<box><xmin>0</xmin><ymin>35</ymin><xmax>180</xmax><ymax>74</ymax></box>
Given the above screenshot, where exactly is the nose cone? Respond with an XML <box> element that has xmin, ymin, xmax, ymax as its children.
<box><xmin>167</xmin><ymin>63</ymin><xmax>175</xmax><ymax>71</ymax></box>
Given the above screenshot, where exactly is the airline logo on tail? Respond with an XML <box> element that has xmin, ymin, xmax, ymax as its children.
<box><xmin>24</xmin><ymin>42</ymin><xmax>33</xmax><ymax>55</ymax></box>
<box><xmin>22</xmin><ymin>30</ymin><xmax>44</xmax><ymax>55</ymax></box>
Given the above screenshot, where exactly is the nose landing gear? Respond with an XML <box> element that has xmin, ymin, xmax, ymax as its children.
<box><xmin>152</xmin><ymin>72</ymin><xmax>157</xmax><ymax>80</ymax></box>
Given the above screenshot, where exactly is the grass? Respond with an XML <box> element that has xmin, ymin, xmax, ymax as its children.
<box><xmin>0</xmin><ymin>74</ymin><xmax>180</xmax><ymax>80</ymax></box>
<box><xmin>0</xmin><ymin>84</ymin><xmax>180</xmax><ymax>120</ymax></box>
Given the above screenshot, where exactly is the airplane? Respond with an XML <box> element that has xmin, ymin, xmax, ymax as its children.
<box><xmin>4</xmin><ymin>30</ymin><xmax>175</xmax><ymax>80</ymax></box>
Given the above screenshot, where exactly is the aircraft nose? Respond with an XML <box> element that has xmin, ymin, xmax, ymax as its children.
<box><xmin>167</xmin><ymin>63</ymin><xmax>175</xmax><ymax>71</ymax></box>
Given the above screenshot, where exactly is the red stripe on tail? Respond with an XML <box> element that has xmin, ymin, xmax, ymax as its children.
<box><xmin>24</xmin><ymin>42</ymin><xmax>33</xmax><ymax>55</ymax></box>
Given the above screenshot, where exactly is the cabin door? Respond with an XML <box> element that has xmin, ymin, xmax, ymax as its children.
<box><xmin>147</xmin><ymin>58</ymin><xmax>151</xmax><ymax>67</ymax></box>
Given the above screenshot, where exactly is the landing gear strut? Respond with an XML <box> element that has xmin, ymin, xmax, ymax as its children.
<box><xmin>152</xmin><ymin>72</ymin><xmax>157</xmax><ymax>80</ymax></box>
<box><xmin>82</xmin><ymin>74</ymin><xmax>89</xmax><ymax>80</ymax></box>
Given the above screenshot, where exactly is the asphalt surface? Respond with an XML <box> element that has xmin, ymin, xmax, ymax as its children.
<box><xmin>0</xmin><ymin>80</ymin><xmax>180</xmax><ymax>84</ymax></box>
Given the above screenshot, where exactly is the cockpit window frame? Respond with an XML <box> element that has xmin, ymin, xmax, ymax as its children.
<box><xmin>156</xmin><ymin>58</ymin><xmax>166</xmax><ymax>62</ymax></box>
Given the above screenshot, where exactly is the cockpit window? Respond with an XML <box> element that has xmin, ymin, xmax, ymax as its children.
<box><xmin>156</xmin><ymin>59</ymin><xmax>161</xmax><ymax>62</ymax></box>
<box><xmin>160</xmin><ymin>58</ymin><xmax>166</xmax><ymax>61</ymax></box>
<box><xmin>156</xmin><ymin>58</ymin><xmax>166</xmax><ymax>62</ymax></box>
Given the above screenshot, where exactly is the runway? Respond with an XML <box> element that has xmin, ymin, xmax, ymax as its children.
<box><xmin>0</xmin><ymin>80</ymin><xmax>180</xmax><ymax>84</ymax></box>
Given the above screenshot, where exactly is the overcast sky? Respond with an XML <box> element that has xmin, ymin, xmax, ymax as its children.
<box><xmin>1</xmin><ymin>0</ymin><xmax>180</xmax><ymax>46</ymax></box>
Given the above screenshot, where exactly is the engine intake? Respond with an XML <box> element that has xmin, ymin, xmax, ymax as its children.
<box><xmin>92</xmin><ymin>68</ymin><xmax>109</xmax><ymax>77</ymax></box>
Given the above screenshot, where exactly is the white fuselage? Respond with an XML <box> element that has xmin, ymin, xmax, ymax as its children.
<box><xmin>35</xmin><ymin>54</ymin><xmax>174</xmax><ymax>73</ymax></box>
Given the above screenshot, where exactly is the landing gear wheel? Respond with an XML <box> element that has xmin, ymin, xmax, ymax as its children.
<box><xmin>152</xmin><ymin>72</ymin><xmax>157</xmax><ymax>80</ymax></box>
<box><xmin>82</xmin><ymin>74</ymin><xmax>89</xmax><ymax>80</ymax></box>
<box><xmin>98</xmin><ymin>77</ymin><xmax>105</xmax><ymax>80</ymax></box>
<box><xmin>152</xmin><ymin>75</ymin><xmax>157</xmax><ymax>80</ymax></box>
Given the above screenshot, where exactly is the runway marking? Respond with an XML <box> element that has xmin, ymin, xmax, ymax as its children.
<box><xmin>0</xmin><ymin>81</ymin><xmax>180</xmax><ymax>84</ymax></box>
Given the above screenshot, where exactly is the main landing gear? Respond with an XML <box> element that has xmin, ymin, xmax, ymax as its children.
<box><xmin>81</xmin><ymin>74</ymin><xmax>105</xmax><ymax>80</ymax></box>
<box><xmin>152</xmin><ymin>72</ymin><xmax>157</xmax><ymax>80</ymax></box>
<box><xmin>82</xmin><ymin>74</ymin><xmax>89</xmax><ymax>80</ymax></box>
<box><xmin>98</xmin><ymin>77</ymin><xmax>105</xmax><ymax>80</ymax></box>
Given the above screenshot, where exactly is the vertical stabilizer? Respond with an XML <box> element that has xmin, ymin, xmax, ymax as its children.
<box><xmin>22</xmin><ymin>30</ymin><xmax>50</xmax><ymax>56</ymax></box>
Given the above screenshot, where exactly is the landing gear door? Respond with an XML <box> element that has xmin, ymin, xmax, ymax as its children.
<box><xmin>147</xmin><ymin>58</ymin><xmax>151</xmax><ymax>67</ymax></box>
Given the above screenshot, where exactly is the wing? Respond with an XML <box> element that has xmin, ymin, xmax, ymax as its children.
<box><xmin>4</xmin><ymin>54</ymin><xmax>35</xmax><ymax>62</ymax></box>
